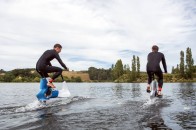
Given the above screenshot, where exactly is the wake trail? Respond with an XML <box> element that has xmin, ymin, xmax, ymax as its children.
<box><xmin>0</xmin><ymin>96</ymin><xmax>90</xmax><ymax>115</ymax></box>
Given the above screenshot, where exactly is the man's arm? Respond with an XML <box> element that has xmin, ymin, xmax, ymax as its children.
<box><xmin>55</xmin><ymin>53</ymin><xmax>68</xmax><ymax>70</ymax></box>
<box><xmin>162</xmin><ymin>54</ymin><xmax>167</xmax><ymax>73</ymax></box>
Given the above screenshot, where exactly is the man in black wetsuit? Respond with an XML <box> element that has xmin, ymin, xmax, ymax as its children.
<box><xmin>36</xmin><ymin>43</ymin><xmax>68</xmax><ymax>88</ymax></box>
<box><xmin>146</xmin><ymin>45</ymin><xmax>167</xmax><ymax>96</ymax></box>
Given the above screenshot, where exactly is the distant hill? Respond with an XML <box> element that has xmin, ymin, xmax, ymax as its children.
<box><xmin>62</xmin><ymin>71</ymin><xmax>91</xmax><ymax>82</ymax></box>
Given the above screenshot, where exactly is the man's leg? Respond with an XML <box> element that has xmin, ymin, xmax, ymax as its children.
<box><xmin>44</xmin><ymin>66</ymin><xmax>63</xmax><ymax>82</ymax></box>
<box><xmin>36</xmin><ymin>68</ymin><xmax>54</xmax><ymax>96</ymax></box>
<box><xmin>147</xmin><ymin>71</ymin><xmax>153</xmax><ymax>92</ymax></box>
<box><xmin>155</xmin><ymin>71</ymin><xmax>163</xmax><ymax>95</ymax></box>
<box><xmin>36</xmin><ymin>68</ymin><xmax>45</xmax><ymax>78</ymax></box>
<box><xmin>41</xmin><ymin>66</ymin><xmax>62</xmax><ymax>88</ymax></box>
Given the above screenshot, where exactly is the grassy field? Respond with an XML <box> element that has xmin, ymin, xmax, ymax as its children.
<box><xmin>62</xmin><ymin>71</ymin><xmax>91</xmax><ymax>82</ymax></box>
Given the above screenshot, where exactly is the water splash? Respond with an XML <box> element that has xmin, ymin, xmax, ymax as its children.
<box><xmin>142</xmin><ymin>98</ymin><xmax>156</xmax><ymax>108</ymax></box>
<box><xmin>58</xmin><ymin>81</ymin><xmax>71</xmax><ymax>97</ymax></box>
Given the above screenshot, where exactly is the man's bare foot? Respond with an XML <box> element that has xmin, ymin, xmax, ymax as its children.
<box><xmin>157</xmin><ymin>91</ymin><xmax>162</xmax><ymax>96</ymax></box>
<box><xmin>47</xmin><ymin>82</ymin><xmax>56</xmax><ymax>88</ymax></box>
<box><xmin>146</xmin><ymin>85</ymin><xmax>151</xmax><ymax>93</ymax></box>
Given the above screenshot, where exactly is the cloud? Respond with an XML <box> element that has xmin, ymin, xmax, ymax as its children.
<box><xmin>0</xmin><ymin>0</ymin><xmax>195</xmax><ymax>72</ymax></box>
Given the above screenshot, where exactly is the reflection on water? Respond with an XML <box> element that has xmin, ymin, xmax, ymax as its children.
<box><xmin>112</xmin><ymin>83</ymin><xmax>142</xmax><ymax>99</ymax></box>
<box><xmin>131</xmin><ymin>83</ymin><xmax>141</xmax><ymax>98</ymax></box>
<box><xmin>37</xmin><ymin>108</ymin><xmax>63</xmax><ymax>130</ymax></box>
<box><xmin>171</xmin><ymin>83</ymin><xmax>196</xmax><ymax>129</ymax></box>
<box><xmin>178</xmin><ymin>83</ymin><xmax>195</xmax><ymax>100</ymax></box>
<box><xmin>113</xmin><ymin>83</ymin><xmax>123</xmax><ymax>99</ymax></box>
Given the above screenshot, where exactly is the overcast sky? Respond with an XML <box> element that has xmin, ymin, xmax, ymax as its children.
<box><xmin>0</xmin><ymin>0</ymin><xmax>195</xmax><ymax>72</ymax></box>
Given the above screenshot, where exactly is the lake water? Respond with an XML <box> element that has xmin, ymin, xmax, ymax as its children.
<box><xmin>0</xmin><ymin>82</ymin><xmax>196</xmax><ymax>130</ymax></box>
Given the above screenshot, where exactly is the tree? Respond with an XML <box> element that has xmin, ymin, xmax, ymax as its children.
<box><xmin>171</xmin><ymin>66</ymin><xmax>175</xmax><ymax>74</ymax></box>
<box><xmin>193</xmin><ymin>65</ymin><xmax>196</xmax><ymax>73</ymax></box>
<box><xmin>88</xmin><ymin>67</ymin><xmax>98</xmax><ymax>80</ymax></box>
<box><xmin>88</xmin><ymin>67</ymin><xmax>113</xmax><ymax>81</ymax></box>
<box><xmin>107</xmin><ymin>68</ymin><xmax>113</xmax><ymax>80</ymax></box>
<box><xmin>111</xmin><ymin>64</ymin><xmax>114</xmax><ymax>69</ymax></box>
<box><xmin>179</xmin><ymin>51</ymin><xmax>185</xmax><ymax>78</ymax></box>
<box><xmin>0</xmin><ymin>69</ymin><xmax>5</xmax><ymax>73</ymax></box>
<box><xmin>186</xmin><ymin>47</ymin><xmax>194</xmax><ymax>79</ymax></box>
<box><xmin>123</xmin><ymin>64</ymin><xmax>127</xmax><ymax>73</ymax></box>
<box><xmin>126</xmin><ymin>64</ymin><xmax>131</xmax><ymax>82</ymax></box>
<box><xmin>176</xmin><ymin>64</ymin><xmax>180</xmax><ymax>74</ymax></box>
<box><xmin>125</xmin><ymin>64</ymin><xmax>130</xmax><ymax>74</ymax></box>
<box><xmin>136</xmin><ymin>56</ymin><xmax>140</xmax><ymax>77</ymax></box>
<box><xmin>131</xmin><ymin>55</ymin><xmax>136</xmax><ymax>81</ymax></box>
<box><xmin>112</xmin><ymin>59</ymin><xmax>124</xmax><ymax>80</ymax></box>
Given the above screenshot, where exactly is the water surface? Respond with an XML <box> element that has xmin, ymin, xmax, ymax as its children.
<box><xmin>0</xmin><ymin>82</ymin><xmax>195</xmax><ymax>130</ymax></box>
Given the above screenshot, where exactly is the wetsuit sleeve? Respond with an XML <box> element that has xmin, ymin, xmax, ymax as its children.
<box><xmin>55</xmin><ymin>53</ymin><xmax>67</xmax><ymax>69</ymax></box>
<box><xmin>162</xmin><ymin>54</ymin><xmax>167</xmax><ymax>73</ymax></box>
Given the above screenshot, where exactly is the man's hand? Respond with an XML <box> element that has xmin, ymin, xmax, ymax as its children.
<box><xmin>65</xmin><ymin>67</ymin><xmax>69</xmax><ymax>71</ymax></box>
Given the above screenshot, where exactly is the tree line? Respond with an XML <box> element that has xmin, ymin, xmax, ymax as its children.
<box><xmin>111</xmin><ymin>55</ymin><xmax>141</xmax><ymax>82</ymax></box>
<box><xmin>0</xmin><ymin>69</ymin><xmax>82</xmax><ymax>82</ymax></box>
<box><xmin>88</xmin><ymin>55</ymin><xmax>143</xmax><ymax>82</ymax></box>
<box><xmin>171</xmin><ymin>47</ymin><xmax>196</xmax><ymax>80</ymax></box>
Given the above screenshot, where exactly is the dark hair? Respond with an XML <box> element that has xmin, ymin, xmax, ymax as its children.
<box><xmin>54</xmin><ymin>43</ymin><xmax>62</xmax><ymax>48</ymax></box>
<box><xmin>152</xmin><ymin>45</ymin><xmax>159</xmax><ymax>52</ymax></box>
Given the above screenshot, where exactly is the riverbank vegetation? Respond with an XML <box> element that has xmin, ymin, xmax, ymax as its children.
<box><xmin>0</xmin><ymin>69</ymin><xmax>82</xmax><ymax>82</ymax></box>
<box><xmin>0</xmin><ymin>47</ymin><xmax>195</xmax><ymax>83</ymax></box>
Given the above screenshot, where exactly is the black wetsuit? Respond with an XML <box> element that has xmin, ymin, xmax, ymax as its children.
<box><xmin>36</xmin><ymin>49</ymin><xmax>67</xmax><ymax>80</ymax></box>
<box><xmin>146</xmin><ymin>51</ymin><xmax>167</xmax><ymax>88</ymax></box>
